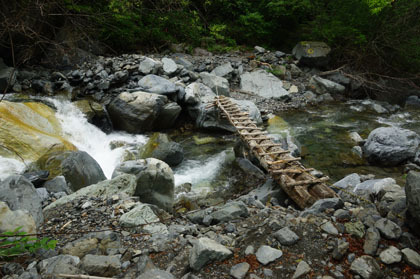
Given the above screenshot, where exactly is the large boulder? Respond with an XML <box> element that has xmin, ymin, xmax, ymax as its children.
<box><xmin>73</xmin><ymin>99</ymin><xmax>112</xmax><ymax>133</ymax></box>
<box><xmin>0</xmin><ymin>101</ymin><xmax>76</xmax><ymax>162</ymax></box>
<box><xmin>292</xmin><ymin>41</ymin><xmax>331</xmax><ymax>67</ymax></box>
<box><xmin>139</xmin><ymin>133</ymin><xmax>184</xmax><ymax>167</ymax></box>
<box><xmin>107</xmin><ymin>91</ymin><xmax>181</xmax><ymax>133</ymax></box>
<box><xmin>405</xmin><ymin>171</ymin><xmax>420</xmax><ymax>235</ymax></box>
<box><xmin>185</xmin><ymin>83</ymin><xmax>262</xmax><ymax>132</ymax></box>
<box><xmin>35</xmin><ymin>149</ymin><xmax>106</xmax><ymax>192</ymax></box>
<box><xmin>112</xmin><ymin>159</ymin><xmax>174</xmax><ymax>212</ymax></box>
<box><xmin>44</xmin><ymin>174</ymin><xmax>137</xmax><ymax>214</ymax></box>
<box><xmin>0</xmin><ymin>175</ymin><xmax>43</xmax><ymax>226</ymax></box>
<box><xmin>0</xmin><ymin>201</ymin><xmax>36</xmax><ymax>234</ymax></box>
<box><xmin>363</xmin><ymin>127</ymin><xmax>419</xmax><ymax>166</ymax></box>
<box><xmin>199</xmin><ymin>72</ymin><xmax>230</xmax><ymax>96</ymax></box>
<box><xmin>240</xmin><ymin>70</ymin><xmax>289</xmax><ymax>98</ymax></box>
<box><xmin>137</xmin><ymin>74</ymin><xmax>177</xmax><ymax>95</ymax></box>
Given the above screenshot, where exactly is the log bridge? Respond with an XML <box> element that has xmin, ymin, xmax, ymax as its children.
<box><xmin>209</xmin><ymin>95</ymin><xmax>337</xmax><ymax>209</ymax></box>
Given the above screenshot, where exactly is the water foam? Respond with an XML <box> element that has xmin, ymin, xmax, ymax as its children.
<box><xmin>174</xmin><ymin>150</ymin><xmax>233</xmax><ymax>190</ymax></box>
<box><xmin>49</xmin><ymin>99</ymin><xmax>147</xmax><ymax>178</ymax></box>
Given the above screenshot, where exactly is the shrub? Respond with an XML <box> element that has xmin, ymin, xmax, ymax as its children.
<box><xmin>0</xmin><ymin>227</ymin><xmax>57</xmax><ymax>258</ymax></box>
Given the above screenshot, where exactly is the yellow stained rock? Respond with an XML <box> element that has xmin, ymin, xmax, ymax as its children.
<box><xmin>0</xmin><ymin>101</ymin><xmax>76</xmax><ymax>162</ymax></box>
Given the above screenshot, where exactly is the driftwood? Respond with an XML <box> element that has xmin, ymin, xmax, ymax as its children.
<box><xmin>213</xmin><ymin>95</ymin><xmax>337</xmax><ymax>209</ymax></box>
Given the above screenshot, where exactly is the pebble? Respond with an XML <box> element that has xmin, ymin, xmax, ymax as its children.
<box><xmin>292</xmin><ymin>261</ymin><xmax>312</xmax><ymax>279</ymax></box>
<box><xmin>255</xmin><ymin>245</ymin><xmax>283</xmax><ymax>265</ymax></box>
<box><xmin>230</xmin><ymin>262</ymin><xmax>250</xmax><ymax>279</ymax></box>
<box><xmin>321</xmin><ymin>221</ymin><xmax>339</xmax><ymax>235</ymax></box>
<box><xmin>379</xmin><ymin>246</ymin><xmax>402</xmax><ymax>264</ymax></box>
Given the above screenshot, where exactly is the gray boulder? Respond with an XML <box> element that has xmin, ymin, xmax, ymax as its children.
<box><xmin>0</xmin><ymin>175</ymin><xmax>43</xmax><ymax>226</ymax></box>
<box><xmin>350</xmin><ymin>255</ymin><xmax>382</xmax><ymax>279</ymax></box>
<box><xmin>199</xmin><ymin>72</ymin><xmax>230</xmax><ymax>96</ymax></box>
<box><xmin>309</xmin><ymin>75</ymin><xmax>345</xmax><ymax>95</ymax></box>
<box><xmin>240</xmin><ymin>70</ymin><xmax>289</xmax><ymax>98</ymax></box>
<box><xmin>60</xmin><ymin>151</ymin><xmax>106</xmax><ymax>192</ymax></box>
<box><xmin>112</xmin><ymin>159</ymin><xmax>174</xmax><ymax>212</ymax></box>
<box><xmin>374</xmin><ymin>218</ymin><xmax>402</xmax><ymax>240</ymax></box>
<box><xmin>211</xmin><ymin>62</ymin><xmax>234</xmax><ymax>77</ymax></box>
<box><xmin>255</xmin><ymin>245</ymin><xmax>283</xmax><ymax>265</ymax></box>
<box><xmin>230</xmin><ymin>262</ymin><xmax>250</xmax><ymax>279</ymax></box>
<box><xmin>405</xmin><ymin>171</ymin><xmax>420</xmax><ymax>235</ymax></box>
<box><xmin>172</xmin><ymin>54</ymin><xmax>194</xmax><ymax>70</ymax></box>
<box><xmin>139</xmin><ymin>133</ymin><xmax>184</xmax><ymax>167</ymax></box>
<box><xmin>108</xmin><ymin>91</ymin><xmax>181</xmax><ymax>133</ymax></box>
<box><xmin>189</xmin><ymin>237</ymin><xmax>232</xmax><ymax>271</ymax></box>
<box><xmin>162</xmin><ymin>58</ymin><xmax>178</xmax><ymax>75</ymax></box>
<box><xmin>363</xmin><ymin>127</ymin><xmax>419</xmax><ymax>166</ymax></box>
<box><xmin>138</xmin><ymin>74</ymin><xmax>177</xmax><ymax>95</ymax></box>
<box><xmin>273</xmin><ymin>227</ymin><xmax>300</xmax><ymax>246</ymax></box>
<box><xmin>184</xmin><ymin>82</ymin><xmax>215</xmax><ymax>105</ymax></box>
<box><xmin>379</xmin><ymin>246</ymin><xmax>402</xmax><ymax>264</ymax></box>
<box><xmin>292</xmin><ymin>41</ymin><xmax>331</xmax><ymax>67</ymax></box>
<box><xmin>185</xmin><ymin>83</ymin><xmax>262</xmax><ymax>132</ymax></box>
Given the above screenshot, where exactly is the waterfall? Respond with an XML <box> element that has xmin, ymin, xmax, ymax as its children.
<box><xmin>49</xmin><ymin>99</ymin><xmax>148</xmax><ymax>178</ymax></box>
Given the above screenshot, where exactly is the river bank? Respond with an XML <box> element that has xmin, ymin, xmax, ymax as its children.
<box><xmin>1</xmin><ymin>44</ymin><xmax>420</xmax><ymax>278</ymax></box>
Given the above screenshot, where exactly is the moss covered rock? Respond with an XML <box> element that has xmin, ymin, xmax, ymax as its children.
<box><xmin>139</xmin><ymin>133</ymin><xmax>183</xmax><ymax>166</ymax></box>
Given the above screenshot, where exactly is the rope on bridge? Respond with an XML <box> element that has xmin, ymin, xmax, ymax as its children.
<box><xmin>210</xmin><ymin>95</ymin><xmax>338</xmax><ymax>209</ymax></box>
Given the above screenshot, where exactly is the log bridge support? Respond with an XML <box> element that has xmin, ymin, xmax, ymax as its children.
<box><xmin>210</xmin><ymin>95</ymin><xmax>337</xmax><ymax>209</ymax></box>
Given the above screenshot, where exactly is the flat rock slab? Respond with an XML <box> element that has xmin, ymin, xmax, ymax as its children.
<box><xmin>273</xmin><ymin>227</ymin><xmax>300</xmax><ymax>246</ymax></box>
<box><xmin>255</xmin><ymin>245</ymin><xmax>283</xmax><ymax>265</ymax></box>
<box><xmin>240</xmin><ymin>70</ymin><xmax>289</xmax><ymax>98</ymax></box>
<box><xmin>189</xmin><ymin>237</ymin><xmax>232</xmax><ymax>271</ymax></box>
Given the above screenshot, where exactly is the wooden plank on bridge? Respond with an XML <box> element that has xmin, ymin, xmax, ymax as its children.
<box><xmin>213</xmin><ymin>95</ymin><xmax>337</xmax><ymax>209</ymax></box>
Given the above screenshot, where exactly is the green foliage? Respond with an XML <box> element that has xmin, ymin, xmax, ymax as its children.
<box><xmin>0</xmin><ymin>227</ymin><xmax>57</xmax><ymax>258</ymax></box>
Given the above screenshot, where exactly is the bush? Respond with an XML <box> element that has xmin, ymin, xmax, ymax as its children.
<box><xmin>0</xmin><ymin>227</ymin><xmax>56</xmax><ymax>258</ymax></box>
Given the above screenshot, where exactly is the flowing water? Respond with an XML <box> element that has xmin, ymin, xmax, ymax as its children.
<box><xmin>0</xmin><ymin>97</ymin><xmax>418</xmax><ymax>190</ymax></box>
<box><xmin>278</xmin><ymin>100</ymin><xmax>420</xmax><ymax>185</ymax></box>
